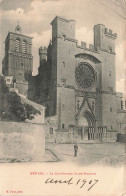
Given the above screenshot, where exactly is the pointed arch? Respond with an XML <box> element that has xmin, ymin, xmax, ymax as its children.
<box><xmin>83</xmin><ymin>110</ymin><xmax>96</xmax><ymax>127</ymax></box>
<box><xmin>22</xmin><ymin>40</ymin><xmax>27</xmax><ymax>53</ymax></box>
<box><xmin>75</xmin><ymin>53</ymin><xmax>101</xmax><ymax>64</ymax></box>
<box><xmin>15</xmin><ymin>38</ymin><xmax>20</xmax><ymax>52</ymax></box>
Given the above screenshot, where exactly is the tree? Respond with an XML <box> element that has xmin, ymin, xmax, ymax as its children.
<box><xmin>0</xmin><ymin>75</ymin><xmax>41</xmax><ymax>122</ymax></box>
<box><xmin>7</xmin><ymin>91</ymin><xmax>27</xmax><ymax>121</ymax></box>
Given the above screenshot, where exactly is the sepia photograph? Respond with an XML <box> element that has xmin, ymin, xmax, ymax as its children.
<box><xmin>0</xmin><ymin>0</ymin><xmax>126</xmax><ymax>195</ymax></box>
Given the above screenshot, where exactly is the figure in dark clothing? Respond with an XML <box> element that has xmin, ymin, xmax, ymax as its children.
<box><xmin>74</xmin><ymin>143</ymin><xmax>78</xmax><ymax>157</ymax></box>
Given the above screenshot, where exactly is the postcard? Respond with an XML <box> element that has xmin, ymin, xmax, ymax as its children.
<box><xmin>0</xmin><ymin>0</ymin><xmax>126</xmax><ymax>196</ymax></box>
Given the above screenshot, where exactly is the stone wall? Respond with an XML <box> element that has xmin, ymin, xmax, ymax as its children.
<box><xmin>46</xmin><ymin>126</ymin><xmax>117</xmax><ymax>143</ymax></box>
<box><xmin>0</xmin><ymin>121</ymin><xmax>45</xmax><ymax>162</ymax></box>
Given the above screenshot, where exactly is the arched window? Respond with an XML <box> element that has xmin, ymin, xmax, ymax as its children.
<box><xmin>22</xmin><ymin>40</ymin><xmax>26</xmax><ymax>53</ymax></box>
<box><xmin>19</xmin><ymin>73</ymin><xmax>22</xmax><ymax>80</ymax></box>
<box><xmin>77</xmin><ymin>100</ymin><xmax>80</xmax><ymax>110</ymax></box>
<box><xmin>45</xmin><ymin>104</ymin><xmax>49</xmax><ymax>117</ymax></box>
<box><xmin>92</xmin><ymin>102</ymin><xmax>94</xmax><ymax>111</ymax></box>
<box><xmin>21</xmin><ymin>63</ymin><xmax>24</xmax><ymax>70</ymax></box>
<box><xmin>15</xmin><ymin>39</ymin><xmax>20</xmax><ymax>52</ymax></box>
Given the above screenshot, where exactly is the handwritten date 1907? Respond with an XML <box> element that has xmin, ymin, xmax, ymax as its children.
<box><xmin>45</xmin><ymin>177</ymin><xmax>98</xmax><ymax>191</ymax></box>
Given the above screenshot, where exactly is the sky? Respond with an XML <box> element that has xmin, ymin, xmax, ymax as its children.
<box><xmin>0</xmin><ymin>0</ymin><xmax>125</xmax><ymax>95</ymax></box>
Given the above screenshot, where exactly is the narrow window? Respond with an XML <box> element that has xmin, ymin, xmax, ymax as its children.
<box><xmin>45</xmin><ymin>104</ymin><xmax>49</xmax><ymax>116</ymax></box>
<box><xmin>63</xmin><ymin>35</ymin><xmax>66</xmax><ymax>40</ymax></box>
<box><xmin>13</xmin><ymin>79</ymin><xmax>16</xmax><ymax>83</ymax></box>
<box><xmin>105</xmin><ymin>28</ymin><xmax>107</xmax><ymax>34</ymax></box>
<box><xmin>62</xmin><ymin>79</ymin><xmax>66</xmax><ymax>87</ymax></box>
<box><xmin>21</xmin><ymin>63</ymin><xmax>24</xmax><ymax>70</ymax></box>
<box><xmin>19</xmin><ymin>73</ymin><xmax>22</xmax><ymax>80</ymax></box>
<box><xmin>92</xmin><ymin>102</ymin><xmax>94</xmax><ymax>111</ymax></box>
<box><xmin>109</xmin><ymin>47</ymin><xmax>112</xmax><ymax>53</ymax></box>
<box><xmin>62</xmin><ymin>124</ymin><xmax>65</xmax><ymax>129</ymax></box>
<box><xmin>22</xmin><ymin>40</ymin><xmax>26</xmax><ymax>53</ymax></box>
<box><xmin>63</xmin><ymin>62</ymin><xmax>65</xmax><ymax>68</ymax></box>
<box><xmin>110</xmin><ymin>107</ymin><xmax>112</xmax><ymax>112</ymax></box>
<box><xmin>121</xmin><ymin>100</ymin><xmax>123</xmax><ymax>109</ymax></box>
<box><xmin>77</xmin><ymin>100</ymin><xmax>80</xmax><ymax>110</ymax></box>
<box><xmin>109</xmin><ymin>71</ymin><xmax>111</xmax><ymax>76</ymax></box>
<box><xmin>50</xmin><ymin>128</ymin><xmax>53</xmax><ymax>134</ymax></box>
<box><xmin>15</xmin><ymin>39</ymin><xmax>20</xmax><ymax>52</ymax></box>
<box><xmin>109</xmin><ymin>87</ymin><xmax>113</xmax><ymax>92</ymax></box>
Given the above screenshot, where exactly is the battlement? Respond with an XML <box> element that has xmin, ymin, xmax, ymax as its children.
<box><xmin>39</xmin><ymin>46</ymin><xmax>47</xmax><ymax>53</ymax></box>
<box><xmin>76</xmin><ymin>42</ymin><xmax>96</xmax><ymax>52</ymax></box>
<box><xmin>57</xmin><ymin>32</ymin><xmax>115</xmax><ymax>55</ymax></box>
<box><xmin>104</xmin><ymin>28</ymin><xmax>117</xmax><ymax>39</ymax></box>
<box><xmin>63</xmin><ymin>35</ymin><xmax>99</xmax><ymax>53</ymax></box>
<box><xmin>94</xmin><ymin>24</ymin><xmax>117</xmax><ymax>52</ymax></box>
<box><xmin>39</xmin><ymin>47</ymin><xmax>47</xmax><ymax>61</ymax></box>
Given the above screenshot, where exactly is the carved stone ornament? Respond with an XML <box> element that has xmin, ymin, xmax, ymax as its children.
<box><xmin>75</xmin><ymin>62</ymin><xmax>95</xmax><ymax>89</ymax></box>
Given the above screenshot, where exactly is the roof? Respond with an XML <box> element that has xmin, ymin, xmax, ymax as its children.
<box><xmin>5</xmin><ymin>32</ymin><xmax>33</xmax><ymax>42</ymax></box>
<box><xmin>51</xmin><ymin>16</ymin><xmax>76</xmax><ymax>25</ymax></box>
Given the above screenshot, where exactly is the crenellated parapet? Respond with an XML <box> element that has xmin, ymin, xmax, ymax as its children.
<box><xmin>39</xmin><ymin>46</ymin><xmax>47</xmax><ymax>61</ymax></box>
<box><xmin>39</xmin><ymin>46</ymin><xmax>47</xmax><ymax>55</ymax></box>
<box><xmin>104</xmin><ymin>28</ymin><xmax>117</xmax><ymax>39</ymax></box>
<box><xmin>76</xmin><ymin>41</ymin><xmax>100</xmax><ymax>53</ymax></box>
<box><xmin>94</xmin><ymin>24</ymin><xmax>117</xmax><ymax>54</ymax></box>
<box><xmin>76</xmin><ymin>42</ymin><xmax>96</xmax><ymax>52</ymax></box>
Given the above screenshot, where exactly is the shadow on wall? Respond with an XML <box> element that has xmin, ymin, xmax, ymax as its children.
<box><xmin>0</xmin><ymin>121</ymin><xmax>45</xmax><ymax>162</ymax></box>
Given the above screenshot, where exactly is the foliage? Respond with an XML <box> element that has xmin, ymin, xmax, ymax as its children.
<box><xmin>0</xmin><ymin>76</ymin><xmax>9</xmax><ymax>94</ymax></box>
<box><xmin>8</xmin><ymin>91</ymin><xmax>27</xmax><ymax>121</ymax></box>
<box><xmin>23</xmin><ymin>103</ymin><xmax>41</xmax><ymax>120</ymax></box>
<box><xmin>0</xmin><ymin>76</ymin><xmax>41</xmax><ymax>122</ymax></box>
<box><xmin>1</xmin><ymin>91</ymin><xmax>27</xmax><ymax>122</ymax></box>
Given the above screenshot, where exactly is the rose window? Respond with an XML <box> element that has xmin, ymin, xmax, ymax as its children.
<box><xmin>75</xmin><ymin>63</ymin><xmax>95</xmax><ymax>89</ymax></box>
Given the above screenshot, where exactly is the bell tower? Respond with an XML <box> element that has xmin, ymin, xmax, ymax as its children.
<box><xmin>2</xmin><ymin>24</ymin><xmax>33</xmax><ymax>96</ymax></box>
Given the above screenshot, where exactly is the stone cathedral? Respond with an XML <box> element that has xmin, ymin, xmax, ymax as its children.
<box><xmin>2</xmin><ymin>16</ymin><xmax>126</xmax><ymax>142</ymax></box>
<box><xmin>28</xmin><ymin>16</ymin><xmax>126</xmax><ymax>142</ymax></box>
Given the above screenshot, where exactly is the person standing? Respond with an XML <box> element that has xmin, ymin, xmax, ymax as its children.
<box><xmin>74</xmin><ymin>143</ymin><xmax>78</xmax><ymax>157</ymax></box>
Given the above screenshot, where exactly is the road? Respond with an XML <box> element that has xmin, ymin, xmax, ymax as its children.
<box><xmin>46</xmin><ymin>142</ymin><xmax>126</xmax><ymax>166</ymax></box>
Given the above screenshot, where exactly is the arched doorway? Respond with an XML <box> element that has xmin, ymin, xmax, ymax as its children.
<box><xmin>78</xmin><ymin>117</ymin><xmax>88</xmax><ymax>127</ymax></box>
<box><xmin>83</xmin><ymin>110</ymin><xmax>95</xmax><ymax>127</ymax></box>
<box><xmin>77</xmin><ymin>110</ymin><xmax>96</xmax><ymax>140</ymax></box>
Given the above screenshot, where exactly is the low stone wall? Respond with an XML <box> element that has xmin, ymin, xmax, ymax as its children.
<box><xmin>102</xmin><ymin>131</ymin><xmax>117</xmax><ymax>142</ymax></box>
<box><xmin>46</xmin><ymin>131</ymin><xmax>87</xmax><ymax>144</ymax></box>
<box><xmin>0</xmin><ymin>121</ymin><xmax>45</xmax><ymax>162</ymax></box>
<box><xmin>46</xmin><ymin>129</ymin><xmax>117</xmax><ymax>143</ymax></box>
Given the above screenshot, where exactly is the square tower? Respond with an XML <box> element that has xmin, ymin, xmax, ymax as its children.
<box><xmin>94</xmin><ymin>24</ymin><xmax>118</xmax><ymax>130</ymax></box>
<box><xmin>2</xmin><ymin>24</ymin><xmax>33</xmax><ymax>96</ymax></box>
<box><xmin>2</xmin><ymin>24</ymin><xmax>33</xmax><ymax>81</ymax></box>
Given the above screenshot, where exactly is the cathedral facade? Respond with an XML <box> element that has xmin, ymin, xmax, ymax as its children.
<box><xmin>29</xmin><ymin>16</ymin><xmax>125</xmax><ymax>139</ymax></box>
<box><xmin>2</xmin><ymin>16</ymin><xmax>126</xmax><ymax>142</ymax></box>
